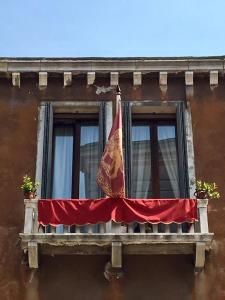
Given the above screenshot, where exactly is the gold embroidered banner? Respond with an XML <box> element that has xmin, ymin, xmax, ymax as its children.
<box><xmin>97</xmin><ymin>101</ymin><xmax>125</xmax><ymax>198</ymax></box>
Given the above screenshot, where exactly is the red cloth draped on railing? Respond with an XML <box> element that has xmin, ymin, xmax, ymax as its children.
<box><xmin>38</xmin><ymin>198</ymin><xmax>197</xmax><ymax>226</ymax></box>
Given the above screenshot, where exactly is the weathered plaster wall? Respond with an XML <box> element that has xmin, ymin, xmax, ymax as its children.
<box><xmin>190</xmin><ymin>77</ymin><xmax>225</xmax><ymax>300</ymax></box>
<box><xmin>0</xmin><ymin>78</ymin><xmax>38</xmax><ymax>300</ymax></box>
<box><xmin>0</xmin><ymin>74</ymin><xmax>224</xmax><ymax>300</ymax></box>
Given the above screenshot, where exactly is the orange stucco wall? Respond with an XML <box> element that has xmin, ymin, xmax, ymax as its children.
<box><xmin>0</xmin><ymin>74</ymin><xmax>224</xmax><ymax>300</ymax></box>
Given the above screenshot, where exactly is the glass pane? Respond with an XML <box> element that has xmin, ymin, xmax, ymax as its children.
<box><xmin>79</xmin><ymin>125</ymin><xmax>99</xmax><ymax>198</ymax></box>
<box><xmin>158</xmin><ymin>126</ymin><xmax>179</xmax><ymax>198</ymax></box>
<box><xmin>52</xmin><ymin>127</ymin><xmax>73</xmax><ymax>198</ymax></box>
<box><xmin>131</xmin><ymin>125</ymin><xmax>152</xmax><ymax>198</ymax></box>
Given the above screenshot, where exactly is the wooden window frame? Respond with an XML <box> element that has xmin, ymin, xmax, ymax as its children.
<box><xmin>52</xmin><ymin>116</ymin><xmax>99</xmax><ymax>198</ymax></box>
<box><xmin>36</xmin><ymin>100</ymin><xmax>194</xmax><ymax>199</ymax></box>
<box><xmin>124</xmin><ymin>101</ymin><xmax>190</xmax><ymax>198</ymax></box>
<box><xmin>132</xmin><ymin>117</ymin><xmax>177</xmax><ymax>198</ymax></box>
<box><xmin>39</xmin><ymin>101</ymin><xmax>107</xmax><ymax>199</ymax></box>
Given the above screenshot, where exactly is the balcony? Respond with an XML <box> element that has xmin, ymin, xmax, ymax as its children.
<box><xmin>20</xmin><ymin>198</ymin><xmax>213</xmax><ymax>271</ymax></box>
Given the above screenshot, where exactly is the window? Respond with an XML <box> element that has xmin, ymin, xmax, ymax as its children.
<box><xmin>52</xmin><ymin>116</ymin><xmax>100</xmax><ymax>199</ymax></box>
<box><xmin>39</xmin><ymin>101</ymin><xmax>189</xmax><ymax>200</ymax></box>
<box><xmin>40</xmin><ymin>102</ymin><xmax>105</xmax><ymax>199</ymax></box>
<box><xmin>124</xmin><ymin>101</ymin><xmax>189</xmax><ymax>199</ymax></box>
<box><xmin>131</xmin><ymin>118</ymin><xmax>179</xmax><ymax>198</ymax></box>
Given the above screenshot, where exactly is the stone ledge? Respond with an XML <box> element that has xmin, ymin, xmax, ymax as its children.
<box><xmin>0</xmin><ymin>57</ymin><xmax>224</xmax><ymax>73</ymax></box>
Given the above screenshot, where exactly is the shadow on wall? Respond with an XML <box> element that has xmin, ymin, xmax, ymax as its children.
<box><xmin>36</xmin><ymin>255</ymin><xmax>195</xmax><ymax>300</ymax></box>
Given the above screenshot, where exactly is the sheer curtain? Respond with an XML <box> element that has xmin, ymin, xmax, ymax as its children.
<box><xmin>79</xmin><ymin>126</ymin><xmax>99</xmax><ymax>198</ymax></box>
<box><xmin>79</xmin><ymin>125</ymin><xmax>99</xmax><ymax>232</ymax></box>
<box><xmin>131</xmin><ymin>125</ymin><xmax>152</xmax><ymax>198</ymax></box>
<box><xmin>52</xmin><ymin>127</ymin><xmax>73</xmax><ymax>232</ymax></box>
<box><xmin>158</xmin><ymin>126</ymin><xmax>179</xmax><ymax>198</ymax></box>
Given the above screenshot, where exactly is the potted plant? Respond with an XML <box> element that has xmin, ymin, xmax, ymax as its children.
<box><xmin>194</xmin><ymin>180</ymin><xmax>220</xmax><ymax>200</ymax></box>
<box><xmin>21</xmin><ymin>175</ymin><xmax>40</xmax><ymax>199</ymax></box>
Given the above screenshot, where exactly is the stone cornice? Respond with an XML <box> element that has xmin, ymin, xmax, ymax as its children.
<box><xmin>0</xmin><ymin>57</ymin><xmax>225</xmax><ymax>73</ymax></box>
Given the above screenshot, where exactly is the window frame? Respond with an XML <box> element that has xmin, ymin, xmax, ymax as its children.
<box><xmin>52</xmin><ymin>115</ymin><xmax>100</xmax><ymax>198</ymax></box>
<box><xmin>132</xmin><ymin>116</ymin><xmax>178</xmax><ymax>198</ymax></box>
<box><xmin>35</xmin><ymin>100</ymin><xmax>195</xmax><ymax>200</ymax></box>
<box><xmin>123</xmin><ymin>101</ymin><xmax>192</xmax><ymax>198</ymax></box>
<box><xmin>36</xmin><ymin>101</ymin><xmax>109</xmax><ymax>199</ymax></box>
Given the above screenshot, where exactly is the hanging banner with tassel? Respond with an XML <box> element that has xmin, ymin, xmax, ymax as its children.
<box><xmin>97</xmin><ymin>87</ymin><xmax>125</xmax><ymax>198</ymax></box>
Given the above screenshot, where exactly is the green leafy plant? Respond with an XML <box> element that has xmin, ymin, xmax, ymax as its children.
<box><xmin>21</xmin><ymin>175</ymin><xmax>40</xmax><ymax>194</ymax></box>
<box><xmin>195</xmin><ymin>180</ymin><xmax>220</xmax><ymax>200</ymax></box>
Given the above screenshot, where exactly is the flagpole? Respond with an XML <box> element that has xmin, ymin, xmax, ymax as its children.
<box><xmin>115</xmin><ymin>85</ymin><xmax>121</xmax><ymax>116</ymax></box>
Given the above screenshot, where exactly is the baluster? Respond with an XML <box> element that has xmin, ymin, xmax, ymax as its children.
<box><xmin>165</xmin><ymin>224</ymin><xmax>170</xmax><ymax>233</ymax></box>
<box><xmin>88</xmin><ymin>225</ymin><xmax>93</xmax><ymax>233</ymax></box>
<box><xmin>38</xmin><ymin>225</ymin><xmax>44</xmax><ymax>233</ymax></box>
<box><xmin>111</xmin><ymin>221</ymin><xmax>122</xmax><ymax>233</ymax></box>
<box><xmin>99</xmin><ymin>223</ymin><xmax>105</xmax><ymax>233</ymax></box>
<box><xmin>75</xmin><ymin>225</ymin><xmax>81</xmax><ymax>233</ymax></box>
<box><xmin>63</xmin><ymin>225</ymin><xmax>70</xmax><ymax>233</ymax></box>
<box><xmin>189</xmin><ymin>223</ymin><xmax>195</xmax><ymax>233</ymax></box>
<box><xmin>152</xmin><ymin>224</ymin><xmax>158</xmax><ymax>233</ymax></box>
<box><xmin>177</xmin><ymin>224</ymin><xmax>182</xmax><ymax>233</ymax></box>
<box><xmin>51</xmin><ymin>226</ymin><xmax>56</xmax><ymax>233</ymax></box>
<box><xmin>140</xmin><ymin>224</ymin><xmax>146</xmax><ymax>233</ymax></box>
<box><xmin>146</xmin><ymin>223</ymin><xmax>152</xmax><ymax>233</ymax></box>
<box><xmin>128</xmin><ymin>223</ymin><xmax>134</xmax><ymax>233</ymax></box>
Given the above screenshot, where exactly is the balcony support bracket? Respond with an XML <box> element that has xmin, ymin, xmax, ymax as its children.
<box><xmin>111</xmin><ymin>241</ymin><xmax>122</xmax><ymax>268</ymax></box>
<box><xmin>28</xmin><ymin>241</ymin><xmax>39</xmax><ymax>269</ymax></box>
<box><xmin>195</xmin><ymin>242</ymin><xmax>206</xmax><ymax>271</ymax></box>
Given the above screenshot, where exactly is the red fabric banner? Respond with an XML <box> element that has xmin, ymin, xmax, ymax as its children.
<box><xmin>38</xmin><ymin>198</ymin><xmax>197</xmax><ymax>226</ymax></box>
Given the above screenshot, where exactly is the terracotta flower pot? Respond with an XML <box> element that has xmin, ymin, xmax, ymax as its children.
<box><xmin>194</xmin><ymin>189</ymin><xmax>209</xmax><ymax>199</ymax></box>
<box><xmin>24</xmin><ymin>191</ymin><xmax>35</xmax><ymax>199</ymax></box>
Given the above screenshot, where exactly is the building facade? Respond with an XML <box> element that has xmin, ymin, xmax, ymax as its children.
<box><xmin>0</xmin><ymin>57</ymin><xmax>225</xmax><ymax>300</ymax></box>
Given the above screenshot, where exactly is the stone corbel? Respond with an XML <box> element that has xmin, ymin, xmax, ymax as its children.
<box><xmin>195</xmin><ymin>242</ymin><xmax>206</xmax><ymax>271</ymax></box>
<box><xmin>12</xmin><ymin>72</ymin><xmax>20</xmax><ymax>87</ymax></box>
<box><xmin>64</xmin><ymin>72</ymin><xmax>72</xmax><ymax>87</ymax></box>
<box><xmin>159</xmin><ymin>71</ymin><xmax>167</xmax><ymax>96</ymax></box>
<box><xmin>210</xmin><ymin>70</ymin><xmax>218</xmax><ymax>90</ymax></box>
<box><xmin>111</xmin><ymin>241</ymin><xmax>122</xmax><ymax>268</ymax></box>
<box><xmin>28</xmin><ymin>241</ymin><xmax>39</xmax><ymax>268</ymax></box>
<box><xmin>133</xmin><ymin>72</ymin><xmax>142</xmax><ymax>86</ymax></box>
<box><xmin>185</xmin><ymin>71</ymin><xmax>194</xmax><ymax>100</ymax></box>
<box><xmin>87</xmin><ymin>72</ymin><xmax>95</xmax><ymax>85</ymax></box>
<box><xmin>39</xmin><ymin>72</ymin><xmax>48</xmax><ymax>89</ymax></box>
<box><xmin>110</xmin><ymin>72</ymin><xmax>119</xmax><ymax>86</ymax></box>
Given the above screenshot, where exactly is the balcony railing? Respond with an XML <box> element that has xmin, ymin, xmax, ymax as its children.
<box><xmin>20</xmin><ymin>198</ymin><xmax>214</xmax><ymax>271</ymax></box>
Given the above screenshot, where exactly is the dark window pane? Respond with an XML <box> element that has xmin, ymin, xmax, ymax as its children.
<box><xmin>158</xmin><ymin>126</ymin><xmax>179</xmax><ymax>198</ymax></box>
<box><xmin>79</xmin><ymin>125</ymin><xmax>99</xmax><ymax>198</ymax></box>
<box><xmin>52</xmin><ymin>127</ymin><xmax>73</xmax><ymax>198</ymax></box>
<box><xmin>131</xmin><ymin>125</ymin><xmax>152</xmax><ymax>198</ymax></box>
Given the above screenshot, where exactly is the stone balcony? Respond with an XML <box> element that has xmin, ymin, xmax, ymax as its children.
<box><xmin>20</xmin><ymin>198</ymin><xmax>213</xmax><ymax>271</ymax></box>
